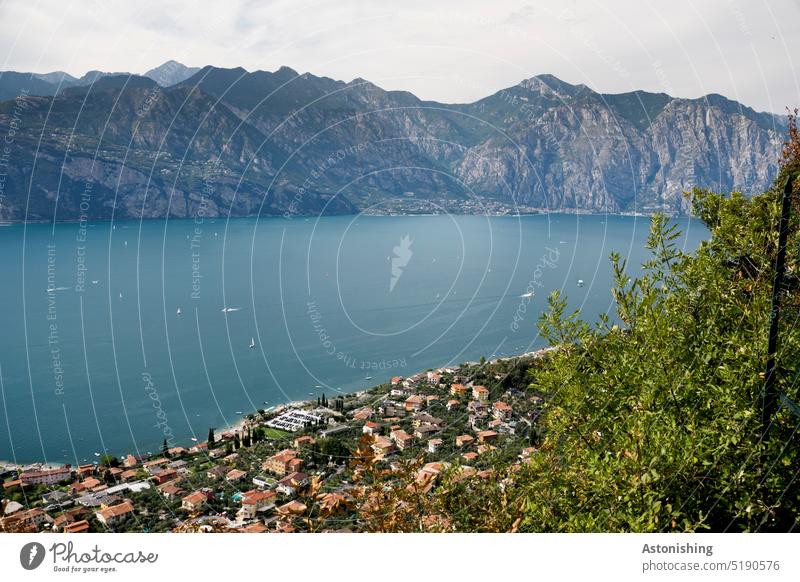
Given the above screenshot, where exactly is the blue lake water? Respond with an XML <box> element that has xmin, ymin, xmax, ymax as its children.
<box><xmin>0</xmin><ymin>214</ymin><xmax>707</xmax><ymax>464</ymax></box>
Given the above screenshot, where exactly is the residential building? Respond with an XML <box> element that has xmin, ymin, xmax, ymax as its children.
<box><xmin>238</xmin><ymin>490</ymin><xmax>276</xmax><ymax>520</ymax></box>
<box><xmin>158</xmin><ymin>483</ymin><xmax>184</xmax><ymax>499</ymax></box>
<box><xmin>427</xmin><ymin>439</ymin><xmax>443</xmax><ymax>453</ymax></box>
<box><xmin>95</xmin><ymin>502</ymin><xmax>135</xmax><ymax>527</ymax></box>
<box><xmin>63</xmin><ymin>520</ymin><xmax>90</xmax><ymax>533</ymax></box>
<box><xmin>293</xmin><ymin>435</ymin><xmax>315</xmax><ymax>448</ymax></box>
<box><xmin>371</xmin><ymin>436</ymin><xmax>396</xmax><ymax>459</ymax></box>
<box><xmin>276</xmin><ymin>472</ymin><xmax>310</xmax><ymax>496</ymax></box>
<box><xmin>404</xmin><ymin>395</ymin><xmax>425</xmax><ymax>412</ymax></box>
<box><xmin>19</xmin><ymin>466</ymin><xmax>72</xmax><ymax>486</ymax></box>
<box><xmin>181</xmin><ymin>490</ymin><xmax>212</xmax><ymax>512</ymax></box>
<box><xmin>206</xmin><ymin>466</ymin><xmax>228</xmax><ymax>480</ymax></box>
<box><xmin>455</xmin><ymin>434</ymin><xmax>475</xmax><ymax>447</ymax></box>
<box><xmin>226</xmin><ymin>469</ymin><xmax>247</xmax><ymax>483</ymax></box>
<box><xmin>262</xmin><ymin>449</ymin><xmax>302</xmax><ymax>476</ymax></box>
<box><xmin>393</xmin><ymin>430</ymin><xmax>415</xmax><ymax>451</ymax></box>
<box><xmin>362</xmin><ymin>421</ymin><xmax>381</xmax><ymax>435</ymax></box>
<box><xmin>152</xmin><ymin>468</ymin><xmax>178</xmax><ymax>485</ymax></box>
<box><xmin>472</xmin><ymin>385</ymin><xmax>489</xmax><ymax>401</ymax></box>
<box><xmin>492</xmin><ymin>401</ymin><xmax>513</xmax><ymax>420</ymax></box>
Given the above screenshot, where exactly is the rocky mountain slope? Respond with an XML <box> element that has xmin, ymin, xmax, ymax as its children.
<box><xmin>0</xmin><ymin>65</ymin><xmax>785</xmax><ymax>221</ymax></box>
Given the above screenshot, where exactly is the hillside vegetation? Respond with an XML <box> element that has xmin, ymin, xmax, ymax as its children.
<box><xmin>348</xmin><ymin>116</ymin><xmax>800</xmax><ymax>533</ymax></box>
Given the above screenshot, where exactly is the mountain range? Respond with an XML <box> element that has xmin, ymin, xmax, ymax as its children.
<box><xmin>0</xmin><ymin>61</ymin><xmax>786</xmax><ymax>222</ymax></box>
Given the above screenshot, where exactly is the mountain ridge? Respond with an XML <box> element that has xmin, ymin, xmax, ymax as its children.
<box><xmin>0</xmin><ymin>64</ymin><xmax>786</xmax><ymax>222</ymax></box>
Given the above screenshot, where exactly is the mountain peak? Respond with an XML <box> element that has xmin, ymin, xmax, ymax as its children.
<box><xmin>143</xmin><ymin>60</ymin><xmax>200</xmax><ymax>87</ymax></box>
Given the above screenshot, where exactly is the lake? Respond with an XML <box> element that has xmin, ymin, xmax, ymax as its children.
<box><xmin>0</xmin><ymin>213</ymin><xmax>707</xmax><ymax>464</ymax></box>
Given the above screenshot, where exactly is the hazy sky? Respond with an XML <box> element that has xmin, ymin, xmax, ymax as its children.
<box><xmin>1</xmin><ymin>0</ymin><xmax>799</xmax><ymax>112</ymax></box>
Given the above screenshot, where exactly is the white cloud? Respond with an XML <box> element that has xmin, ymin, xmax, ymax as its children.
<box><xmin>1</xmin><ymin>0</ymin><xmax>798</xmax><ymax>112</ymax></box>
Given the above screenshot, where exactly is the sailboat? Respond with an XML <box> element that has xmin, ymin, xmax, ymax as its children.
<box><xmin>577</xmin><ymin>279</ymin><xmax>585</xmax><ymax>287</ymax></box>
<box><xmin>249</xmin><ymin>337</ymin><xmax>256</xmax><ymax>349</ymax></box>
<box><xmin>176</xmin><ymin>307</ymin><xmax>182</xmax><ymax>316</ymax></box>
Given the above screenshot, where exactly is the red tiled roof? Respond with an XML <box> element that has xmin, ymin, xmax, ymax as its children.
<box><xmin>97</xmin><ymin>501</ymin><xmax>134</xmax><ymax>520</ymax></box>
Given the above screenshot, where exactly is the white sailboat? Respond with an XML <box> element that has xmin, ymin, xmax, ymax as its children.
<box><xmin>176</xmin><ymin>307</ymin><xmax>181</xmax><ymax>316</ymax></box>
<box><xmin>249</xmin><ymin>337</ymin><xmax>256</xmax><ymax>349</ymax></box>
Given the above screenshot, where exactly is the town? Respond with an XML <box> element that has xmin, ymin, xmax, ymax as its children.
<box><xmin>0</xmin><ymin>351</ymin><xmax>551</xmax><ymax>533</ymax></box>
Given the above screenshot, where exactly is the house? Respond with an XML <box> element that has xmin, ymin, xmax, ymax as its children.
<box><xmin>63</xmin><ymin>520</ymin><xmax>90</xmax><ymax>533</ymax></box>
<box><xmin>143</xmin><ymin>458</ymin><xmax>169</xmax><ymax>474</ymax></box>
<box><xmin>462</xmin><ymin>452</ymin><xmax>479</xmax><ymax>462</ymax></box>
<box><xmin>226</xmin><ymin>469</ymin><xmax>247</xmax><ymax>483</ymax></box>
<box><xmin>446</xmin><ymin>399</ymin><xmax>459</xmax><ymax>411</ymax></box>
<box><xmin>450</xmin><ymin>383</ymin><xmax>469</xmax><ymax>396</ymax></box>
<box><xmin>427</xmin><ymin>438</ymin><xmax>443</xmax><ymax>453</ymax></box>
<box><xmin>19</xmin><ymin>466</ymin><xmax>72</xmax><ymax>486</ymax></box>
<box><xmin>123</xmin><ymin>454</ymin><xmax>140</xmax><ymax>468</ymax></box>
<box><xmin>84</xmin><ymin>477</ymin><xmax>104</xmax><ymax>490</ymax></box>
<box><xmin>169</xmin><ymin>459</ymin><xmax>189</xmax><ymax>471</ymax></box>
<box><xmin>189</xmin><ymin>442</ymin><xmax>208</xmax><ymax>454</ymax></box>
<box><xmin>208</xmin><ymin>448</ymin><xmax>227</xmax><ymax>459</ymax></box>
<box><xmin>107</xmin><ymin>467</ymin><xmax>124</xmax><ymax>479</ymax></box>
<box><xmin>119</xmin><ymin>469</ymin><xmax>139</xmax><ymax>482</ymax></box>
<box><xmin>352</xmin><ymin>407</ymin><xmax>374</xmax><ymax>421</ymax></box>
<box><xmin>371</xmin><ymin>436</ymin><xmax>396</xmax><ymax>459</ymax></box>
<box><xmin>411</xmin><ymin>413</ymin><xmax>444</xmax><ymax>428</ymax></box>
<box><xmin>167</xmin><ymin>447</ymin><xmax>187</xmax><ymax>457</ymax></box>
<box><xmin>152</xmin><ymin>468</ymin><xmax>178</xmax><ymax>485</ymax></box>
<box><xmin>262</xmin><ymin>449</ymin><xmax>302</xmax><ymax>476</ymax></box>
<box><xmin>293</xmin><ymin>435</ymin><xmax>315</xmax><ymax>448</ymax></box>
<box><xmin>95</xmin><ymin>501</ymin><xmax>135</xmax><ymax>527</ymax></box>
<box><xmin>251</xmin><ymin>475</ymin><xmax>275</xmax><ymax>489</ymax></box>
<box><xmin>42</xmin><ymin>490</ymin><xmax>71</xmax><ymax>506</ymax></box>
<box><xmin>206</xmin><ymin>466</ymin><xmax>228</xmax><ymax>480</ymax></box>
<box><xmin>393</xmin><ymin>430</ymin><xmax>414</xmax><ymax>451</ymax></box>
<box><xmin>492</xmin><ymin>401</ymin><xmax>513</xmax><ymax>420</ymax></box>
<box><xmin>426</xmin><ymin>395</ymin><xmax>440</xmax><ymax>405</ymax></box>
<box><xmin>276</xmin><ymin>472</ymin><xmax>310</xmax><ymax>496</ymax></box>
<box><xmin>455</xmin><ymin>434</ymin><xmax>474</xmax><ymax>447</ymax></box>
<box><xmin>362</xmin><ymin>421</ymin><xmax>381</xmax><ymax>435</ymax></box>
<box><xmin>182</xmin><ymin>490</ymin><xmax>212</xmax><ymax>512</ymax></box>
<box><xmin>467</xmin><ymin>400</ymin><xmax>487</xmax><ymax>413</ymax></box>
<box><xmin>472</xmin><ymin>385</ymin><xmax>489</xmax><ymax>401</ymax></box>
<box><xmin>3</xmin><ymin>500</ymin><xmax>23</xmax><ymax>516</ymax></box>
<box><xmin>477</xmin><ymin>430</ymin><xmax>498</xmax><ymax>444</ymax></box>
<box><xmin>3</xmin><ymin>479</ymin><xmax>22</xmax><ymax>491</ymax></box>
<box><xmin>158</xmin><ymin>483</ymin><xmax>185</xmax><ymax>499</ymax></box>
<box><xmin>404</xmin><ymin>395</ymin><xmax>425</xmax><ymax>412</ymax></box>
<box><xmin>13</xmin><ymin>508</ymin><xmax>53</xmax><ymax>530</ymax></box>
<box><xmin>413</xmin><ymin>424</ymin><xmax>439</xmax><ymax>439</ymax></box>
<box><xmin>427</xmin><ymin>371</ymin><xmax>441</xmax><ymax>385</ymax></box>
<box><xmin>238</xmin><ymin>490</ymin><xmax>276</xmax><ymax>520</ymax></box>
<box><xmin>391</xmin><ymin>376</ymin><xmax>404</xmax><ymax>385</ymax></box>
<box><xmin>76</xmin><ymin>464</ymin><xmax>95</xmax><ymax>478</ymax></box>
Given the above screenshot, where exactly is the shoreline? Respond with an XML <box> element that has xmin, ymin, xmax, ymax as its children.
<box><xmin>0</xmin><ymin>347</ymin><xmax>555</xmax><ymax>470</ymax></box>
<box><xmin>0</xmin><ymin>210</ymin><xmax>679</xmax><ymax>228</ymax></box>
